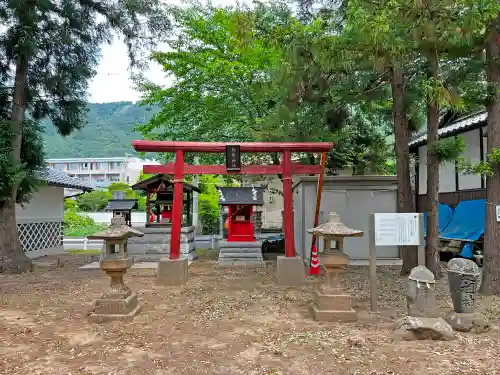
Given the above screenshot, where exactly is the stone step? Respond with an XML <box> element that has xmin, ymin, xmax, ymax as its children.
<box><xmin>217</xmin><ymin>260</ymin><xmax>266</xmax><ymax>268</ymax></box>
<box><xmin>218</xmin><ymin>252</ymin><xmax>263</xmax><ymax>259</ymax></box>
<box><xmin>219</xmin><ymin>241</ymin><xmax>263</xmax><ymax>248</ymax></box>
<box><xmin>131</xmin><ymin>226</ymin><xmax>195</xmax><ymax>234</ymax></box>
<box><xmin>218</xmin><ymin>248</ymin><xmax>263</xmax><ymax>254</ymax></box>
<box><xmin>128</xmin><ymin>236</ymin><xmax>194</xmax><ymax>244</ymax></box>
<box><xmin>127</xmin><ymin>244</ymin><xmax>195</xmax><ymax>255</ymax></box>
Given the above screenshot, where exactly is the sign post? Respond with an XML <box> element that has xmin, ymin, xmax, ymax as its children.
<box><xmin>225</xmin><ymin>145</ymin><xmax>241</xmax><ymax>171</ymax></box>
<box><xmin>369</xmin><ymin>213</ymin><xmax>425</xmax><ymax>311</ymax></box>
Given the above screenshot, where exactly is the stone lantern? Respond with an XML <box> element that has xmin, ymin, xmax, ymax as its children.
<box><xmin>87</xmin><ymin>217</ymin><xmax>144</xmax><ymax>322</ymax></box>
<box><xmin>306</xmin><ymin>212</ymin><xmax>363</xmax><ymax>322</ymax></box>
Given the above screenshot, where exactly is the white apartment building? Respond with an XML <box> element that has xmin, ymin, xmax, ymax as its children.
<box><xmin>46</xmin><ymin>156</ymin><xmax>160</xmax><ymax>189</ymax></box>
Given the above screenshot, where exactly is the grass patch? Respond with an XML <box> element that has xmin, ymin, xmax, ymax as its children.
<box><xmin>68</xmin><ymin>249</ymin><xmax>101</xmax><ymax>255</ymax></box>
<box><xmin>64</xmin><ymin>223</ymin><xmax>106</xmax><ymax>237</ymax></box>
<box><xmin>195</xmin><ymin>248</ymin><xmax>218</xmax><ymax>259</ymax></box>
<box><xmin>63</xmin><ymin>210</ymin><xmax>107</xmax><ymax>237</ymax></box>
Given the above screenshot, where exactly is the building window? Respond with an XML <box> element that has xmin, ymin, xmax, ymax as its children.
<box><xmin>108</xmin><ymin>162</ymin><xmax>123</xmax><ymax>170</ymax></box>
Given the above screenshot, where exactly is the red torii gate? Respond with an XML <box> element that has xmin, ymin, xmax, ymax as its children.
<box><xmin>132</xmin><ymin>141</ymin><xmax>333</xmax><ymax>260</ymax></box>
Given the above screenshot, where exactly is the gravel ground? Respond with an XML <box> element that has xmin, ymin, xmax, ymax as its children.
<box><xmin>1</xmin><ymin>255</ymin><xmax>499</xmax><ymax>375</ymax></box>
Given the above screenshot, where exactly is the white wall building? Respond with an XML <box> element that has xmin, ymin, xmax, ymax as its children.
<box><xmin>409</xmin><ymin>111</ymin><xmax>487</xmax><ymax>211</ymax></box>
<box><xmin>294</xmin><ymin>176</ymin><xmax>399</xmax><ymax>261</ymax></box>
<box><xmin>241</xmin><ymin>168</ymin><xmax>360</xmax><ymax>230</ymax></box>
<box><xmin>46</xmin><ymin>156</ymin><xmax>160</xmax><ymax>192</ymax></box>
<box><xmin>17</xmin><ymin>168</ymin><xmax>93</xmax><ymax>254</ymax></box>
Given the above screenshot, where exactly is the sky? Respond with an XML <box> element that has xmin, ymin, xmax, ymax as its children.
<box><xmin>87</xmin><ymin>40</ymin><xmax>167</xmax><ymax>104</ymax></box>
<box><xmin>87</xmin><ymin>0</ymin><xmax>240</xmax><ymax>104</ymax></box>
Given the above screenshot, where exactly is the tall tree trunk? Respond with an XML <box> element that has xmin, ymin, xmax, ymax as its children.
<box><xmin>390</xmin><ymin>63</ymin><xmax>417</xmax><ymax>276</ymax></box>
<box><xmin>480</xmin><ymin>24</ymin><xmax>500</xmax><ymax>295</ymax></box>
<box><xmin>0</xmin><ymin>56</ymin><xmax>32</xmax><ymax>274</ymax></box>
<box><xmin>425</xmin><ymin>53</ymin><xmax>441</xmax><ymax>278</ymax></box>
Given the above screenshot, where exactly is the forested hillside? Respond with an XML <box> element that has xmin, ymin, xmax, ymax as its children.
<box><xmin>42</xmin><ymin>101</ymin><xmax>156</xmax><ymax>158</ymax></box>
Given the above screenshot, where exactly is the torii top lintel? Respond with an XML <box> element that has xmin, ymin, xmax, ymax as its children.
<box><xmin>132</xmin><ymin>140</ymin><xmax>333</xmax><ymax>153</ymax></box>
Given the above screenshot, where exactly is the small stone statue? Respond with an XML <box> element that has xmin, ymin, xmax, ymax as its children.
<box><xmin>394</xmin><ymin>265</ymin><xmax>455</xmax><ymax>341</ymax></box>
<box><xmin>444</xmin><ymin>258</ymin><xmax>489</xmax><ymax>333</ymax></box>
<box><xmin>407</xmin><ymin>265</ymin><xmax>438</xmax><ymax>318</ymax></box>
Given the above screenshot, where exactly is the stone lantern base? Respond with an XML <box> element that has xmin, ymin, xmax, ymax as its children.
<box><xmin>309</xmin><ymin>253</ymin><xmax>357</xmax><ymax>322</ymax></box>
<box><xmin>309</xmin><ymin>294</ymin><xmax>357</xmax><ymax>322</ymax></box>
<box><xmin>89</xmin><ymin>257</ymin><xmax>141</xmax><ymax>323</ymax></box>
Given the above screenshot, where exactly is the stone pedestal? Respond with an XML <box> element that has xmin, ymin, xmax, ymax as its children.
<box><xmin>394</xmin><ymin>265</ymin><xmax>455</xmax><ymax>340</ymax></box>
<box><xmin>444</xmin><ymin>311</ymin><xmax>489</xmax><ymax>333</ymax></box>
<box><xmin>394</xmin><ymin>316</ymin><xmax>455</xmax><ymax>341</ymax></box>
<box><xmin>127</xmin><ymin>225</ymin><xmax>196</xmax><ymax>261</ymax></box>
<box><xmin>444</xmin><ymin>258</ymin><xmax>489</xmax><ymax>332</ymax></box>
<box><xmin>309</xmin><ymin>253</ymin><xmax>357</xmax><ymax>322</ymax></box>
<box><xmin>89</xmin><ymin>257</ymin><xmax>141</xmax><ymax>323</ymax></box>
<box><xmin>276</xmin><ymin>256</ymin><xmax>306</xmax><ymax>286</ymax></box>
<box><xmin>157</xmin><ymin>257</ymin><xmax>188</xmax><ymax>286</ymax></box>
<box><xmin>217</xmin><ymin>240</ymin><xmax>265</xmax><ymax>267</ymax></box>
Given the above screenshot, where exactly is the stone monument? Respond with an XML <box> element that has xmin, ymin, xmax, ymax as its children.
<box><xmin>87</xmin><ymin>217</ymin><xmax>144</xmax><ymax>323</ymax></box>
<box><xmin>307</xmin><ymin>212</ymin><xmax>363</xmax><ymax>322</ymax></box>
<box><xmin>394</xmin><ymin>265</ymin><xmax>455</xmax><ymax>340</ymax></box>
<box><xmin>444</xmin><ymin>258</ymin><xmax>489</xmax><ymax>332</ymax></box>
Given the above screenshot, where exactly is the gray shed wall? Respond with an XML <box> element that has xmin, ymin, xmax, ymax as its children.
<box><xmin>293</xmin><ymin>176</ymin><xmax>399</xmax><ymax>261</ymax></box>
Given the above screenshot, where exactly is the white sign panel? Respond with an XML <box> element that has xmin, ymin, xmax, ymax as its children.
<box><xmin>374</xmin><ymin>213</ymin><xmax>420</xmax><ymax>246</ymax></box>
<box><xmin>496</xmin><ymin>205</ymin><xmax>500</xmax><ymax>222</ymax></box>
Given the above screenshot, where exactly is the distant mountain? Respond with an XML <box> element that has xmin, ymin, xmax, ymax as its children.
<box><xmin>42</xmin><ymin>101</ymin><xmax>157</xmax><ymax>158</ymax></box>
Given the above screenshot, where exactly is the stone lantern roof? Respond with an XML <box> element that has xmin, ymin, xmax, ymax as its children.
<box><xmin>87</xmin><ymin>217</ymin><xmax>144</xmax><ymax>240</ymax></box>
<box><xmin>307</xmin><ymin>212</ymin><xmax>364</xmax><ymax>238</ymax></box>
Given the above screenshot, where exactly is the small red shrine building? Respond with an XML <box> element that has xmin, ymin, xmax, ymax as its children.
<box><xmin>217</xmin><ymin>186</ymin><xmax>264</xmax><ymax>242</ymax></box>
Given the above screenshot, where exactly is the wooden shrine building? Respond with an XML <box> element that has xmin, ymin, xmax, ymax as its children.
<box><xmin>131</xmin><ymin>174</ymin><xmax>200</xmax><ymax>228</ymax></box>
<box><xmin>105</xmin><ymin>198</ymin><xmax>138</xmax><ymax>227</ymax></box>
<box><xmin>217</xmin><ymin>186</ymin><xmax>264</xmax><ymax>242</ymax></box>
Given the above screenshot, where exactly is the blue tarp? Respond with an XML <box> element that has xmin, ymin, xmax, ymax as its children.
<box><xmin>423</xmin><ymin>203</ymin><xmax>455</xmax><ymax>234</ymax></box>
<box><xmin>439</xmin><ymin>199</ymin><xmax>485</xmax><ymax>258</ymax></box>
<box><xmin>424</xmin><ymin>199</ymin><xmax>485</xmax><ymax>259</ymax></box>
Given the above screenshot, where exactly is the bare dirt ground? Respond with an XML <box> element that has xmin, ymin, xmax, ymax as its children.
<box><xmin>1</xmin><ymin>254</ymin><xmax>500</xmax><ymax>375</ymax></box>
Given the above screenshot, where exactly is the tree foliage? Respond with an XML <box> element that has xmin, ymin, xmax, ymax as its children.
<box><xmin>137</xmin><ymin>1</ymin><xmax>394</xmax><ymax>172</ymax></box>
<box><xmin>0</xmin><ymin>0</ymin><xmax>170</xmax><ymax>273</ymax></box>
<box><xmin>43</xmin><ymin>102</ymin><xmax>158</xmax><ymax>158</ymax></box>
